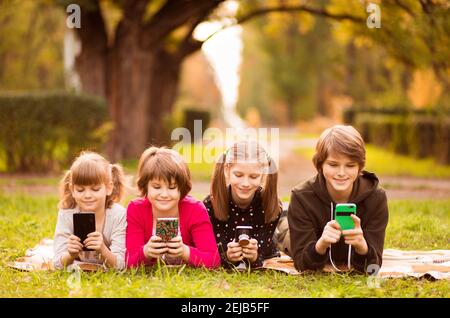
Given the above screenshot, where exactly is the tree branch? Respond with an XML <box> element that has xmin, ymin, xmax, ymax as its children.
<box><xmin>142</xmin><ymin>0</ymin><xmax>224</xmax><ymax>48</ymax></box>
<box><xmin>122</xmin><ymin>0</ymin><xmax>150</xmax><ymax>22</ymax></box>
<box><xmin>237</xmin><ymin>5</ymin><xmax>365</xmax><ymax>25</ymax></box>
<box><xmin>176</xmin><ymin>3</ymin><xmax>219</xmax><ymax>59</ymax></box>
<box><xmin>394</xmin><ymin>0</ymin><xmax>416</xmax><ymax>17</ymax></box>
<box><xmin>203</xmin><ymin>4</ymin><xmax>365</xmax><ymax>43</ymax></box>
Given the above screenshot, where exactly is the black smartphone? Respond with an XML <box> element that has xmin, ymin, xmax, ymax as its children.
<box><xmin>73</xmin><ymin>213</ymin><xmax>96</xmax><ymax>251</ymax></box>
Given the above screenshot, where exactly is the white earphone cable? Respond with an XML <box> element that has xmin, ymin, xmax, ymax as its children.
<box><xmin>328</xmin><ymin>202</ymin><xmax>351</xmax><ymax>271</ymax></box>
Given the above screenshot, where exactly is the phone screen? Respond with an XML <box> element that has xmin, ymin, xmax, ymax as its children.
<box><xmin>334</xmin><ymin>203</ymin><xmax>357</xmax><ymax>230</ymax></box>
<box><xmin>156</xmin><ymin>218</ymin><xmax>179</xmax><ymax>242</ymax></box>
<box><xmin>73</xmin><ymin>213</ymin><xmax>96</xmax><ymax>251</ymax></box>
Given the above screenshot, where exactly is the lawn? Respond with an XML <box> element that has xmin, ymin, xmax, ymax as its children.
<box><xmin>0</xmin><ymin>192</ymin><xmax>449</xmax><ymax>298</ymax></box>
<box><xmin>296</xmin><ymin>144</ymin><xmax>450</xmax><ymax>178</ymax></box>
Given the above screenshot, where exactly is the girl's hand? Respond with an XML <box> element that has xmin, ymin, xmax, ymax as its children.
<box><xmin>143</xmin><ymin>235</ymin><xmax>168</xmax><ymax>260</ymax></box>
<box><xmin>316</xmin><ymin>220</ymin><xmax>342</xmax><ymax>255</ymax></box>
<box><xmin>342</xmin><ymin>215</ymin><xmax>368</xmax><ymax>255</ymax></box>
<box><xmin>67</xmin><ymin>235</ymin><xmax>83</xmax><ymax>257</ymax></box>
<box><xmin>226</xmin><ymin>241</ymin><xmax>243</xmax><ymax>263</ymax></box>
<box><xmin>166</xmin><ymin>236</ymin><xmax>183</xmax><ymax>257</ymax></box>
<box><xmin>242</xmin><ymin>238</ymin><xmax>258</xmax><ymax>263</ymax></box>
<box><xmin>84</xmin><ymin>231</ymin><xmax>106</xmax><ymax>252</ymax></box>
<box><xmin>166</xmin><ymin>236</ymin><xmax>190</xmax><ymax>261</ymax></box>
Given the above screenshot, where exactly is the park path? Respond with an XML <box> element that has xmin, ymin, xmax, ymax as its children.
<box><xmin>0</xmin><ymin>128</ymin><xmax>449</xmax><ymax>200</ymax></box>
<box><xmin>192</xmin><ymin>128</ymin><xmax>450</xmax><ymax>200</ymax></box>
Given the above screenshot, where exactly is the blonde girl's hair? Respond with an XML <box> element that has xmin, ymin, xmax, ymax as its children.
<box><xmin>312</xmin><ymin>125</ymin><xmax>366</xmax><ymax>173</ymax></box>
<box><xmin>136</xmin><ymin>146</ymin><xmax>192</xmax><ymax>200</ymax></box>
<box><xmin>58</xmin><ymin>151</ymin><xmax>126</xmax><ymax>210</ymax></box>
<box><xmin>210</xmin><ymin>140</ymin><xmax>280</xmax><ymax>224</ymax></box>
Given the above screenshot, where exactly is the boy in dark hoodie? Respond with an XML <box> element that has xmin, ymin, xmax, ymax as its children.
<box><xmin>278</xmin><ymin>125</ymin><xmax>388</xmax><ymax>273</ymax></box>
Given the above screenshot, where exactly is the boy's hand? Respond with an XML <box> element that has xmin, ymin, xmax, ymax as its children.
<box><xmin>143</xmin><ymin>235</ymin><xmax>168</xmax><ymax>260</ymax></box>
<box><xmin>342</xmin><ymin>215</ymin><xmax>368</xmax><ymax>255</ymax></box>
<box><xmin>226</xmin><ymin>241</ymin><xmax>244</xmax><ymax>262</ymax></box>
<box><xmin>316</xmin><ymin>220</ymin><xmax>342</xmax><ymax>255</ymax></box>
<box><xmin>67</xmin><ymin>235</ymin><xmax>83</xmax><ymax>257</ymax></box>
<box><xmin>242</xmin><ymin>238</ymin><xmax>258</xmax><ymax>263</ymax></box>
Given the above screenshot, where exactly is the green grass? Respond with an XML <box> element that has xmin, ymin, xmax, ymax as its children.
<box><xmin>0</xmin><ymin>192</ymin><xmax>449</xmax><ymax>298</ymax></box>
<box><xmin>296</xmin><ymin>144</ymin><xmax>450</xmax><ymax>178</ymax></box>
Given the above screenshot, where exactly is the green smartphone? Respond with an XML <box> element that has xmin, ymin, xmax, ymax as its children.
<box><xmin>334</xmin><ymin>203</ymin><xmax>357</xmax><ymax>230</ymax></box>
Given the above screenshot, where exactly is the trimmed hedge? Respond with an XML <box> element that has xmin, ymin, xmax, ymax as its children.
<box><xmin>0</xmin><ymin>92</ymin><xmax>110</xmax><ymax>172</ymax></box>
<box><xmin>348</xmin><ymin>109</ymin><xmax>450</xmax><ymax>164</ymax></box>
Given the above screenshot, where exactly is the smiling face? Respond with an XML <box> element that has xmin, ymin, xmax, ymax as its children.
<box><xmin>322</xmin><ymin>152</ymin><xmax>360</xmax><ymax>202</ymax></box>
<box><xmin>71</xmin><ymin>183</ymin><xmax>112</xmax><ymax>214</ymax></box>
<box><xmin>147</xmin><ymin>178</ymin><xmax>180</xmax><ymax>216</ymax></box>
<box><xmin>225</xmin><ymin>163</ymin><xmax>264</xmax><ymax>208</ymax></box>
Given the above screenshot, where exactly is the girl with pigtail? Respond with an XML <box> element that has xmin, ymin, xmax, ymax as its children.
<box><xmin>53</xmin><ymin>151</ymin><xmax>127</xmax><ymax>270</ymax></box>
<box><xmin>203</xmin><ymin>141</ymin><xmax>282</xmax><ymax>269</ymax></box>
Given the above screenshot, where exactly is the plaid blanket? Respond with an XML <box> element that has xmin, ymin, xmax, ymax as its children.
<box><xmin>262</xmin><ymin>249</ymin><xmax>450</xmax><ymax>279</ymax></box>
<box><xmin>8</xmin><ymin>238</ymin><xmax>103</xmax><ymax>272</ymax></box>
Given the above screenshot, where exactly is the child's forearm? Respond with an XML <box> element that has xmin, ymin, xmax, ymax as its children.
<box><xmin>60</xmin><ymin>252</ymin><xmax>76</xmax><ymax>267</ymax></box>
<box><xmin>99</xmin><ymin>246</ymin><xmax>117</xmax><ymax>268</ymax></box>
<box><xmin>181</xmin><ymin>244</ymin><xmax>191</xmax><ymax>263</ymax></box>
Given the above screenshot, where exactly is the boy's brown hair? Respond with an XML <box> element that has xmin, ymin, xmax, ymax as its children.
<box><xmin>137</xmin><ymin>146</ymin><xmax>192</xmax><ymax>199</ymax></box>
<box><xmin>312</xmin><ymin>125</ymin><xmax>366</xmax><ymax>173</ymax></box>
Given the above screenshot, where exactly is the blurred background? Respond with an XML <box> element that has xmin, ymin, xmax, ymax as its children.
<box><xmin>0</xmin><ymin>0</ymin><xmax>449</xmax><ymax>199</ymax></box>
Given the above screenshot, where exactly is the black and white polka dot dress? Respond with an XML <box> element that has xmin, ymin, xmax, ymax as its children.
<box><xmin>203</xmin><ymin>186</ymin><xmax>281</xmax><ymax>268</ymax></box>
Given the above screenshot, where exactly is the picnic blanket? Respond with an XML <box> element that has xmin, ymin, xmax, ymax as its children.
<box><xmin>7</xmin><ymin>238</ymin><xmax>104</xmax><ymax>272</ymax></box>
<box><xmin>262</xmin><ymin>249</ymin><xmax>450</xmax><ymax>279</ymax></box>
<box><xmin>8</xmin><ymin>239</ymin><xmax>450</xmax><ymax>279</ymax></box>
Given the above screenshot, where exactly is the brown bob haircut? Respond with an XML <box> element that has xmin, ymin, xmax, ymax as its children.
<box><xmin>312</xmin><ymin>125</ymin><xmax>366</xmax><ymax>173</ymax></box>
<box><xmin>136</xmin><ymin>146</ymin><xmax>192</xmax><ymax>200</ymax></box>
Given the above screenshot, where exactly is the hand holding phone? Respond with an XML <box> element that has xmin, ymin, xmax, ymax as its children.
<box><xmin>67</xmin><ymin>234</ymin><xmax>83</xmax><ymax>256</ymax></box>
<box><xmin>341</xmin><ymin>214</ymin><xmax>368</xmax><ymax>255</ymax></box>
<box><xmin>73</xmin><ymin>213</ymin><xmax>96</xmax><ymax>251</ymax></box>
<box><xmin>144</xmin><ymin>236</ymin><xmax>169</xmax><ymax>259</ymax></box>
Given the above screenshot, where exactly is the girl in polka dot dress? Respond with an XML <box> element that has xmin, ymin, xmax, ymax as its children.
<box><xmin>203</xmin><ymin>141</ymin><xmax>282</xmax><ymax>269</ymax></box>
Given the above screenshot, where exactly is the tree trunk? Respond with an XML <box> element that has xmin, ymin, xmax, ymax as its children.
<box><xmin>72</xmin><ymin>0</ymin><xmax>221</xmax><ymax>160</ymax></box>
<box><xmin>107</xmin><ymin>26</ymin><xmax>182</xmax><ymax>160</ymax></box>
<box><xmin>74</xmin><ymin>6</ymin><xmax>107</xmax><ymax>97</ymax></box>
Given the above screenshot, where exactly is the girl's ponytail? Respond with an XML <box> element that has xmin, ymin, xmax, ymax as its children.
<box><xmin>261</xmin><ymin>156</ymin><xmax>281</xmax><ymax>223</ymax></box>
<box><xmin>58</xmin><ymin>170</ymin><xmax>76</xmax><ymax>209</ymax></box>
<box><xmin>107</xmin><ymin>163</ymin><xmax>126</xmax><ymax>207</ymax></box>
<box><xmin>210</xmin><ymin>152</ymin><xmax>230</xmax><ymax>221</ymax></box>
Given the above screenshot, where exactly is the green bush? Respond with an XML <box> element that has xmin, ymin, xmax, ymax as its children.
<box><xmin>389</xmin><ymin>115</ymin><xmax>409</xmax><ymax>155</ymax></box>
<box><xmin>436</xmin><ymin>117</ymin><xmax>450</xmax><ymax>164</ymax></box>
<box><xmin>0</xmin><ymin>91</ymin><xmax>110</xmax><ymax>172</ymax></box>
<box><xmin>408</xmin><ymin>115</ymin><xmax>436</xmax><ymax>158</ymax></box>
<box><xmin>351</xmin><ymin>109</ymin><xmax>450</xmax><ymax>164</ymax></box>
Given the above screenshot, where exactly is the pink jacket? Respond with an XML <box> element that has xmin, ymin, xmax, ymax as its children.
<box><xmin>126</xmin><ymin>195</ymin><xmax>220</xmax><ymax>268</ymax></box>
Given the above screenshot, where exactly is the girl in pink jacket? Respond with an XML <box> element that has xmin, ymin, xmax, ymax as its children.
<box><xmin>126</xmin><ymin>146</ymin><xmax>220</xmax><ymax>269</ymax></box>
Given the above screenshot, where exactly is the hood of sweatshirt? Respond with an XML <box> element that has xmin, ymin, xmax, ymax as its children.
<box><xmin>308</xmin><ymin>170</ymin><xmax>380</xmax><ymax>206</ymax></box>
